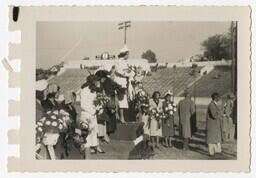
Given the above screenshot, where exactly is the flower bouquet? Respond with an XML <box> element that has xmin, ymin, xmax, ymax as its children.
<box><xmin>135</xmin><ymin>90</ymin><xmax>150</xmax><ymax>114</ymax></box>
<box><xmin>163</xmin><ymin>102</ymin><xmax>177</xmax><ymax>116</ymax></box>
<box><xmin>149</xmin><ymin>108</ymin><xmax>166</xmax><ymax>129</ymax></box>
<box><xmin>93</xmin><ymin>93</ymin><xmax>110</xmax><ymax>116</ymax></box>
<box><xmin>73</xmin><ymin>120</ymin><xmax>89</xmax><ymax>153</ymax></box>
<box><xmin>163</xmin><ymin>102</ymin><xmax>176</xmax><ymax>127</ymax></box>
<box><xmin>36</xmin><ymin>109</ymin><xmax>71</xmax><ymax>159</ymax></box>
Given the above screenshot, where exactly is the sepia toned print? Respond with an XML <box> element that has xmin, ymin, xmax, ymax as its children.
<box><xmin>8</xmin><ymin>6</ymin><xmax>250</xmax><ymax>172</ymax></box>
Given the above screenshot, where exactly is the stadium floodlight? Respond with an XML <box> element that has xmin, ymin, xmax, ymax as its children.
<box><xmin>118</xmin><ymin>21</ymin><xmax>132</xmax><ymax>44</ymax></box>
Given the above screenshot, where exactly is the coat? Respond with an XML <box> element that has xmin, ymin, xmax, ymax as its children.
<box><xmin>162</xmin><ymin>101</ymin><xmax>175</xmax><ymax>137</ymax></box>
<box><xmin>149</xmin><ymin>98</ymin><xmax>163</xmax><ymax>137</ymax></box>
<box><xmin>178</xmin><ymin>98</ymin><xmax>195</xmax><ymax>138</ymax></box>
<box><xmin>36</xmin><ymin>100</ymin><xmax>45</xmax><ymax>122</ymax></box>
<box><xmin>63</xmin><ymin>104</ymin><xmax>77</xmax><ymax>122</ymax></box>
<box><xmin>41</xmin><ymin>98</ymin><xmax>59</xmax><ymax>112</ymax></box>
<box><xmin>63</xmin><ymin>103</ymin><xmax>77</xmax><ymax>132</ymax></box>
<box><xmin>206</xmin><ymin>101</ymin><xmax>222</xmax><ymax>144</ymax></box>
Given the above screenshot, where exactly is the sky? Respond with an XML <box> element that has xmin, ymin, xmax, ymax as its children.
<box><xmin>36</xmin><ymin>21</ymin><xmax>231</xmax><ymax>69</ymax></box>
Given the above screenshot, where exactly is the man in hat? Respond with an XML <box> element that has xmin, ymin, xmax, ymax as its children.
<box><xmin>177</xmin><ymin>91</ymin><xmax>195</xmax><ymax>150</ymax></box>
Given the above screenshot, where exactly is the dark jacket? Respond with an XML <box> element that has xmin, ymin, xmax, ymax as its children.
<box><xmin>63</xmin><ymin>103</ymin><xmax>77</xmax><ymax>123</ymax></box>
<box><xmin>36</xmin><ymin>100</ymin><xmax>45</xmax><ymax>122</ymax></box>
<box><xmin>41</xmin><ymin>98</ymin><xmax>59</xmax><ymax>112</ymax></box>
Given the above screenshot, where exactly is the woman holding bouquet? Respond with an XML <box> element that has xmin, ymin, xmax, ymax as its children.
<box><xmin>162</xmin><ymin>91</ymin><xmax>176</xmax><ymax>148</ymax></box>
<box><xmin>149</xmin><ymin>91</ymin><xmax>163</xmax><ymax>149</ymax></box>
<box><xmin>80</xmin><ymin>74</ymin><xmax>105</xmax><ymax>156</ymax></box>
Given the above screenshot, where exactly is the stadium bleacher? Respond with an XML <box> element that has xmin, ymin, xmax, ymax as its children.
<box><xmin>48</xmin><ymin>69</ymin><xmax>91</xmax><ymax>94</ymax></box>
<box><xmin>142</xmin><ymin>67</ymin><xmax>202</xmax><ymax>97</ymax></box>
<box><xmin>187</xmin><ymin>66</ymin><xmax>232</xmax><ymax>97</ymax></box>
<box><xmin>48</xmin><ymin>65</ymin><xmax>232</xmax><ymax>98</ymax></box>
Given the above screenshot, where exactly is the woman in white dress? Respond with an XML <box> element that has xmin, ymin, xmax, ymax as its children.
<box><xmin>149</xmin><ymin>91</ymin><xmax>163</xmax><ymax>149</ymax></box>
<box><xmin>80</xmin><ymin>75</ymin><xmax>105</xmax><ymax>155</ymax></box>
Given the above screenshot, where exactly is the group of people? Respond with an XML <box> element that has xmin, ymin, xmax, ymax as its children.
<box><xmin>134</xmin><ymin>89</ymin><xmax>195</xmax><ymax>154</ymax></box>
<box><xmin>35</xmin><ymin>45</ymin><xmax>236</xmax><ymax>159</ymax></box>
<box><xmin>132</xmin><ymin>86</ymin><xmax>236</xmax><ymax>158</ymax></box>
<box><xmin>35</xmin><ymin>59</ymin><xmax>150</xmax><ymax>159</ymax></box>
<box><xmin>206</xmin><ymin>92</ymin><xmax>236</xmax><ymax>156</ymax></box>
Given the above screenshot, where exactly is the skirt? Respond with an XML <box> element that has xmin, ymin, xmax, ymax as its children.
<box><xmin>119</xmin><ymin>94</ymin><xmax>129</xmax><ymax>109</ymax></box>
<box><xmin>98</xmin><ymin>122</ymin><xmax>107</xmax><ymax>137</ymax></box>
<box><xmin>150</xmin><ymin>117</ymin><xmax>162</xmax><ymax>137</ymax></box>
<box><xmin>81</xmin><ymin>112</ymin><xmax>99</xmax><ymax>148</ymax></box>
<box><xmin>106</xmin><ymin>111</ymin><xmax>117</xmax><ymax>134</ymax></box>
<box><xmin>162</xmin><ymin>116</ymin><xmax>174</xmax><ymax>137</ymax></box>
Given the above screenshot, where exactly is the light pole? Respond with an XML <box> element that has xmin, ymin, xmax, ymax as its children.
<box><xmin>118</xmin><ymin>21</ymin><xmax>131</xmax><ymax>44</ymax></box>
<box><xmin>230</xmin><ymin>21</ymin><xmax>237</xmax><ymax>95</ymax></box>
<box><xmin>191</xmin><ymin>64</ymin><xmax>198</xmax><ymax>133</ymax></box>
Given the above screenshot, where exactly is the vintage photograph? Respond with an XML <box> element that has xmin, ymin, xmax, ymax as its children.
<box><xmin>35</xmin><ymin>21</ymin><xmax>238</xmax><ymax>160</ymax></box>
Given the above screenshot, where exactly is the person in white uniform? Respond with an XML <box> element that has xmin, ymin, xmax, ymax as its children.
<box><xmin>111</xmin><ymin>45</ymin><xmax>131</xmax><ymax>123</ymax></box>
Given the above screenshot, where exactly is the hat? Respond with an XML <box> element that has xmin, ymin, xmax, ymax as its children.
<box><xmin>95</xmin><ymin>70</ymin><xmax>110</xmax><ymax>78</ymax></box>
<box><xmin>211</xmin><ymin>92</ymin><xmax>220</xmax><ymax>100</ymax></box>
<box><xmin>86</xmin><ymin>74</ymin><xmax>99</xmax><ymax>83</ymax></box>
<box><xmin>47</xmin><ymin>83</ymin><xmax>59</xmax><ymax>94</ymax></box>
<box><xmin>119</xmin><ymin>45</ymin><xmax>129</xmax><ymax>53</ymax></box>
<box><xmin>56</xmin><ymin>94</ymin><xmax>65</xmax><ymax>102</ymax></box>
<box><xmin>36</xmin><ymin>79</ymin><xmax>48</xmax><ymax>91</ymax></box>
<box><xmin>183</xmin><ymin>88</ymin><xmax>190</xmax><ymax>97</ymax></box>
<box><xmin>64</xmin><ymin>91</ymin><xmax>73</xmax><ymax>104</ymax></box>
<box><xmin>164</xmin><ymin>90</ymin><xmax>173</xmax><ymax>97</ymax></box>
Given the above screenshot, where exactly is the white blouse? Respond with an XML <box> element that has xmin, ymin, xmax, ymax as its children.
<box><xmin>80</xmin><ymin>86</ymin><xmax>96</xmax><ymax>116</ymax></box>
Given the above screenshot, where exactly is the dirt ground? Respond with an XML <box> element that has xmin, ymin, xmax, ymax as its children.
<box><xmin>54</xmin><ymin>104</ymin><xmax>237</xmax><ymax>160</ymax></box>
<box><xmin>58</xmin><ymin>130</ymin><xmax>237</xmax><ymax>160</ymax></box>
